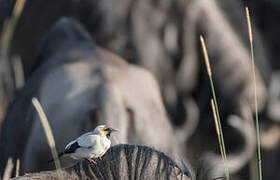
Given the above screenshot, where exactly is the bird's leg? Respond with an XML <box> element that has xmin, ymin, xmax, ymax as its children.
<box><xmin>87</xmin><ymin>158</ymin><xmax>96</xmax><ymax>164</ymax></box>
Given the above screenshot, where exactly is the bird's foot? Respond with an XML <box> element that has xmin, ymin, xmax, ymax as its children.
<box><xmin>87</xmin><ymin>158</ymin><xmax>96</xmax><ymax>164</ymax></box>
<box><xmin>98</xmin><ymin>156</ymin><xmax>102</xmax><ymax>161</ymax></box>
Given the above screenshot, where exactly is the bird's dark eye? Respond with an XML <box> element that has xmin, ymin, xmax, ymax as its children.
<box><xmin>105</xmin><ymin>128</ymin><xmax>110</xmax><ymax>131</ymax></box>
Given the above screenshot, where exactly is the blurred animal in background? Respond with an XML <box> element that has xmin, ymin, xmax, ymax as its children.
<box><xmin>0</xmin><ymin>16</ymin><xmax>258</xmax><ymax>180</ymax></box>
<box><xmin>0</xmin><ymin>0</ymin><xmax>279</xmax><ymax>179</ymax></box>
<box><xmin>131</xmin><ymin>0</ymin><xmax>266</xmax><ymax>178</ymax></box>
<box><xmin>0</xmin><ymin>18</ymin><xmax>184</xmax><ymax>175</ymax></box>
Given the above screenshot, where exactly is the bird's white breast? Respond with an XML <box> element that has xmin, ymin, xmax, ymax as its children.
<box><xmin>70</xmin><ymin>135</ymin><xmax>111</xmax><ymax>160</ymax></box>
<box><xmin>89</xmin><ymin>136</ymin><xmax>111</xmax><ymax>158</ymax></box>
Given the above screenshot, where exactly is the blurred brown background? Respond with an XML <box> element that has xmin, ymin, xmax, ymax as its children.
<box><xmin>0</xmin><ymin>0</ymin><xmax>280</xmax><ymax>179</ymax></box>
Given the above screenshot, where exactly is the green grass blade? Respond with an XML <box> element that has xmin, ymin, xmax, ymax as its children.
<box><xmin>200</xmin><ymin>35</ymin><xmax>230</xmax><ymax>180</ymax></box>
<box><xmin>245</xmin><ymin>7</ymin><xmax>262</xmax><ymax>180</ymax></box>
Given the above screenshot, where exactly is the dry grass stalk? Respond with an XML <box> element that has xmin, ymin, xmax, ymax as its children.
<box><xmin>245</xmin><ymin>7</ymin><xmax>253</xmax><ymax>43</ymax></box>
<box><xmin>211</xmin><ymin>99</ymin><xmax>226</xmax><ymax>167</ymax></box>
<box><xmin>211</xmin><ymin>99</ymin><xmax>220</xmax><ymax>136</ymax></box>
<box><xmin>1</xmin><ymin>0</ymin><xmax>26</xmax><ymax>52</ymax></box>
<box><xmin>2</xmin><ymin>158</ymin><xmax>13</xmax><ymax>180</ymax></box>
<box><xmin>245</xmin><ymin>6</ymin><xmax>262</xmax><ymax>180</ymax></box>
<box><xmin>200</xmin><ymin>35</ymin><xmax>230</xmax><ymax>180</ymax></box>
<box><xmin>200</xmin><ymin>36</ymin><xmax>212</xmax><ymax>76</ymax></box>
<box><xmin>12</xmin><ymin>55</ymin><xmax>25</xmax><ymax>89</ymax></box>
<box><xmin>13</xmin><ymin>0</ymin><xmax>26</xmax><ymax>17</ymax></box>
<box><xmin>15</xmin><ymin>158</ymin><xmax>20</xmax><ymax>177</ymax></box>
<box><xmin>0</xmin><ymin>0</ymin><xmax>26</xmax><ymax>123</ymax></box>
<box><xmin>32</xmin><ymin>97</ymin><xmax>63</xmax><ymax>179</ymax></box>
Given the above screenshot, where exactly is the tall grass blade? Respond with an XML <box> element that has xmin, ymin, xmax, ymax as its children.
<box><xmin>200</xmin><ymin>35</ymin><xmax>230</xmax><ymax>180</ymax></box>
<box><xmin>32</xmin><ymin>97</ymin><xmax>63</xmax><ymax>179</ymax></box>
<box><xmin>15</xmin><ymin>158</ymin><xmax>20</xmax><ymax>177</ymax></box>
<box><xmin>1</xmin><ymin>0</ymin><xmax>26</xmax><ymax>53</ymax></box>
<box><xmin>0</xmin><ymin>0</ymin><xmax>26</xmax><ymax>123</ymax></box>
<box><xmin>245</xmin><ymin>7</ymin><xmax>262</xmax><ymax>180</ymax></box>
<box><xmin>12</xmin><ymin>55</ymin><xmax>25</xmax><ymax>89</ymax></box>
<box><xmin>211</xmin><ymin>99</ymin><xmax>225</xmax><ymax>162</ymax></box>
<box><xmin>2</xmin><ymin>158</ymin><xmax>13</xmax><ymax>180</ymax></box>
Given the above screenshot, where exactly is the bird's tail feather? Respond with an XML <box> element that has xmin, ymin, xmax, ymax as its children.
<box><xmin>48</xmin><ymin>152</ymin><xmax>64</xmax><ymax>163</ymax></box>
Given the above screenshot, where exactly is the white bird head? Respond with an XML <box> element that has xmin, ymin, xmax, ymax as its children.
<box><xmin>94</xmin><ymin>125</ymin><xmax>118</xmax><ymax>138</ymax></box>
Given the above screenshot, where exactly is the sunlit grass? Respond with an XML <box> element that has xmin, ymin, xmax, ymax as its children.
<box><xmin>211</xmin><ymin>99</ymin><xmax>224</xmax><ymax>159</ymax></box>
<box><xmin>245</xmin><ymin>7</ymin><xmax>262</xmax><ymax>180</ymax></box>
<box><xmin>0</xmin><ymin>0</ymin><xmax>26</xmax><ymax>53</ymax></box>
<box><xmin>0</xmin><ymin>0</ymin><xmax>26</xmax><ymax>124</ymax></box>
<box><xmin>32</xmin><ymin>97</ymin><xmax>63</xmax><ymax>179</ymax></box>
<box><xmin>15</xmin><ymin>158</ymin><xmax>20</xmax><ymax>177</ymax></box>
<box><xmin>2</xmin><ymin>158</ymin><xmax>13</xmax><ymax>180</ymax></box>
<box><xmin>200</xmin><ymin>35</ymin><xmax>230</xmax><ymax>180</ymax></box>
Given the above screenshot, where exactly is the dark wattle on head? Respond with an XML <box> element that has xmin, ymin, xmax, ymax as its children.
<box><xmin>102</xmin><ymin>127</ymin><xmax>118</xmax><ymax>138</ymax></box>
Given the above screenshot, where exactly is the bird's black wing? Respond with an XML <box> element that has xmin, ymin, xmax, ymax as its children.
<box><xmin>64</xmin><ymin>141</ymin><xmax>81</xmax><ymax>154</ymax></box>
<box><xmin>48</xmin><ymin>141</ymin><xmax>80</xmax><ymax>163</ymax></box>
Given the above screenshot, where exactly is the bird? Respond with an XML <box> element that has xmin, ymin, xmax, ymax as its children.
<box><xmin>49</xmin><ymin>125</ymin><xmax>118</xmax><ymax>163</ymax></box>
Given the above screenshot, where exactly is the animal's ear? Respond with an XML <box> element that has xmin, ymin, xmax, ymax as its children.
<box><xmin>88</xmin><ymin>107</ymin><xmax>102</xmax><ymax>129</ymax></box>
